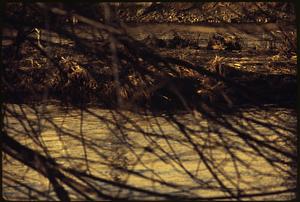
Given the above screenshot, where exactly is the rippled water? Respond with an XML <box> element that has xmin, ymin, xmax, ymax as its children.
<box><xmin>3</xmin><ymin>103</ymin><xmax>296</xmax><ymax>200</ymax></box>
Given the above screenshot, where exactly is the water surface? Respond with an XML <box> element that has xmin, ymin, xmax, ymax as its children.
<box><xmin>3</xmin><ymin>103</ymin><xmax>296</xmax><ymax>200</ymax></box>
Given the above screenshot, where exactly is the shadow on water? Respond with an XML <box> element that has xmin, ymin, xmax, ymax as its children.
<box><xmin>2</xmin><ymin>103</ymin><xmax>297</xmax><ymax>200</ymax></box>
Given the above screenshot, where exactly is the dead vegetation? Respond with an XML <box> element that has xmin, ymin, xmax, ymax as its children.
<box><xmin>2</xmin><ymin>2</ymin><xmax>296</xmax><ymax>110</ymax></box>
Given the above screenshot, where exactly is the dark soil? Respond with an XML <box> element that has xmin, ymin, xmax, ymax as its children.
<box><xmin>2</xmin><ymin>3</ymin><xmax>296</xmax><ymax>112</ymax></box>
<box><xmin>2</xmin><ymin>33</ymin><xmax>296</xmax><ymax>112</ymax></box>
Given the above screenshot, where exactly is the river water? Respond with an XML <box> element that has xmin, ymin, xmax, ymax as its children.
<box><xmin>3</xmin><ymin>103</ymin><xmax>296</xmax><ymax>200</ymax></box>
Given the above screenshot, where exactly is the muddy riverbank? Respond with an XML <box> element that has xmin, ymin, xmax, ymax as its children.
<box><xmin>2</xmin><ymin>27</ymin><xmax>296</xmax><ymax>111</ymax></box>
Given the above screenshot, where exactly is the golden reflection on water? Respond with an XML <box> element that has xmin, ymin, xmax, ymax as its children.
<box><xmin>3</xmin><ymin>104</ymin><xmax>296</xmax><ymax>200</ymax></box>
